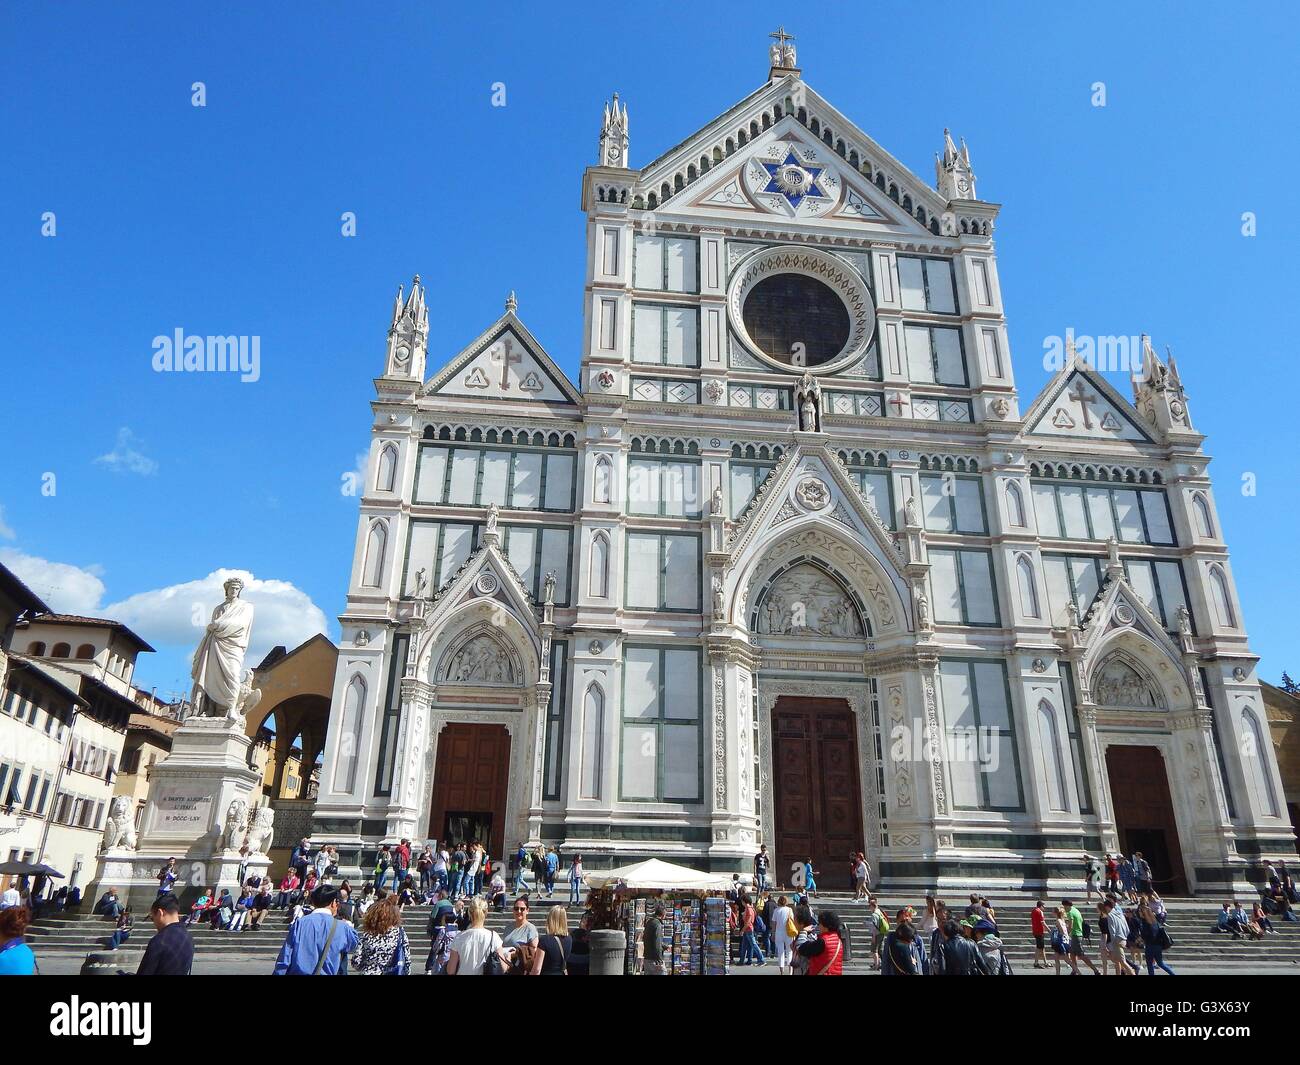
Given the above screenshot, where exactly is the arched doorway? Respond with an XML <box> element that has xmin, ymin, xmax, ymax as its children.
<box><xmin>1105</xmin><ymin>745</ymin><xmax>1188</xmax><ymax>895</ymax></box>
<box><xmin>749</xmin><ymin>557</ymin><xmax>878</xmax><ymax>886</ymax></box>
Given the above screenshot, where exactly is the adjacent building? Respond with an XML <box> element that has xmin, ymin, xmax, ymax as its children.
<box><xmin>311</xmin><ymin>37</ymin><xmax>1292</xmax><ymax>893</ymax></box>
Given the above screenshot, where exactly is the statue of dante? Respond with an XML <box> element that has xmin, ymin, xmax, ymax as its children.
<box><xmin>191</xmin><ymin>576</ymin><xmax>256</xmax><ymax>716</ymax></box>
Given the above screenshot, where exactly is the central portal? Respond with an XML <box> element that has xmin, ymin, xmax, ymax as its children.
<box><xmin>429</xmin><ymin>723</ymin><xmax>511</xmax><ymax>860</ymax></box>
<box><xmin>770</xmin><ymin>696</ymin><xmax>864</xmax><ymax>890</ymax></box>
<box><xmin>1105</xmin><ymin>745</ymin><xmax>1187</xmax><ymax>895</ymax></box>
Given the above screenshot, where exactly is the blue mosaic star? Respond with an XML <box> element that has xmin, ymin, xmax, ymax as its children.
<box><xmin>760</xmin><ymin>150</ymin><xmax>829</xmax><ymax>208</ymax></box>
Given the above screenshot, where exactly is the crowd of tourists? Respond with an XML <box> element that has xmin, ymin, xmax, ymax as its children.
<box><xmin>6</xmin><ymin>838</ymin><xmax>1297</xmax><ymax>976</ymax></box>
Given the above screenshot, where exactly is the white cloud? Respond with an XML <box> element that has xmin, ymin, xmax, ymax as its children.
<box><xmin>104</xmin><ymin>568</ymin><xmax>329</xmax><ymax>667</ymax></box>
<box><xmin>95</xmin><ymin>427</ymin><xmax>159</xmax><ymax>476</ymax></box>
<box><xmin>0</xmin><ymin>506</ymin><xmax>14</xmax><ymax>540</ymax></box>
<box><xmin>0</xmin><ymin>550</ymin><xmax>328</xmax><ymax>671</ymax></box>
<box><xmin>0</xmin><ymin>548</ymin><xmax>106</xmax><ymax>613</ymax></box>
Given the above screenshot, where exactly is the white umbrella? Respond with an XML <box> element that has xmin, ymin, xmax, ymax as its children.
<box><xmin>583</xmin><ymin>858</ymin><xmax>735</xmax><ymax>892</ymax></box>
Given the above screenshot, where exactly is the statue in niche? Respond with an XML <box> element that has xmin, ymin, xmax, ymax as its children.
<box><xmin>712</xmin><ymin>575</ymin><xmax>725</xmax><ymax>621</ymax></box>
<box><xmin>904</xmin><ymin>496</ymin><xmax>918</xmax><ymax>527</ymax></box>
<box><xmin>914</xmin><ymin>584</ymin><xmax>931</xmax><ymax>630</ymax></box>
<box><xmin>412</xmin><ymin>567</ymin><xmax>428</xmax><ymax>599</ymax></box>
<box><xmin>543</xmin><ymin>570</ymin><xmax>557</xmax><ymax>605</ymax></box>
<box><xmin>796</xmin><ymin>373</ymin><xmax>822</xmax><ymax>432</ymax></box>
<box><xmin>710</xmin><ymin>485</ymin><xmax>724</xmax><ymax>516</ymax></box>
<box><xmin>486</xmin><ymin>504</ymin><xmax>500</xmax><ymax>536</ymax></box>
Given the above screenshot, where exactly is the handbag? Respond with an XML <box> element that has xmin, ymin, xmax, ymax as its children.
<box><xmin>383</xmin><ymin>930</ymin><xmax>410</xmax><ymax>976</ymax></box>
<box><xmin>482</xmin><ymin>931</ymin><xmax>507</xmax><ymax>976</ymax></box>
<box><xmin>785</xmin><ymin>914</ymin><xmax>798</xmax><ymax>938</ymax></box>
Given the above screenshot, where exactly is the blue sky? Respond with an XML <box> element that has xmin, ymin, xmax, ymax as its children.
<box><xmin>0</xmin><ymin>1</ymin><xmax>1295</xmax><ymax>697</ymax></box>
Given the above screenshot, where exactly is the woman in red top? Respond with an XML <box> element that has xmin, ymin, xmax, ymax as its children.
<box><xmin>797</xmin><ymin>911</ymin><xmax>844</xmax><ymax>975</ymax></box>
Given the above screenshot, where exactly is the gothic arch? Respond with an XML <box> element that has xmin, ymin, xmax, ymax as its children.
<box><xmin>749</xmin><ymin>557</ymin><xmax>870</xmax><ymax>639</ymax></box>
<box><xmin>578</xmin><ymin>683</ymin><xmax>605</xmax><ymax>799</ymax></box>
<box><xmin>1015</xmin><ymin>553</ymin><xmax>1040</xmax><ymax>619</ymax></box>
<box><xmin>361</xmin><ymin>519</ymin><xmax>387</xmax><ymax>587</ymax></box>
<box><xmin>1207</xmin><ymin>564</ymin><xmax>1236</xmax><ymax>627</ymax></box>
<box><xmin>414</xmin><ymin>593</ymin><xmax>541</xmax><ymax>695</ymax></box>
<box><xmin>331</xmin><ymin>673</ymin><xmax>366</xmax><ymax>793</ymax></box>
<box><xmin>730</xmin><ymin>519</ymin><xmax>909</xmax><ymax>638</ymax></box>
<box><xmin>1036</xmin><ymin>698</ymin><xmax>1069</xmax><ymax>812</ymax></box>
<box><xmin>376</xmin><ymin>443</ymin><xmax>398</xmax><ymax>493</ymax></box>
<box><xmin>1086</xmin><ymin>645</ymin><xmax>1172</xmax><ymax>710</ymax></box>
<box><xmin>1191</xmin><ymin>492</ymin><xmax>1214</xmax><ymax>538</ymax></box>
<box><xmin>434</xmin><ymin>622</ymin><xmax>525</xmax><ymax>688</ymax></box>
<box><xmin>588</xmin><ymin>531</ymin><xmax>610</xmax><ymax>598</ymax></box>
<box><xmin>1241</xmin><ymin>705</ymin><xmax>1280</xmax><ymax>817</ymax></box>
<box><xmin>593</xmin><ymin>454</ymin><xmax>612</xmax><ymax>504</ymax></box>
<box><xmin>1004</xmin><ymin>480</ymin><xmax>1026</xmax><ymax>527</ymax></box>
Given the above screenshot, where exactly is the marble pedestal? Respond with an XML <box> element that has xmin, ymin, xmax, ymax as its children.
<box><xmin>89</xmin><ymin>717</ymin><xmax>271</xmax><ymax>909</ymax></box>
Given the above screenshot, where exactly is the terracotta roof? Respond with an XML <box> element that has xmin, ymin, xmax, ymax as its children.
<box><xmin>19</xmin><ymin>613</ymin><xmax>155</xmax><ymax>653</ymax></box>
<box><xmin>0</xmin><ymin>562</ymin><xmax>51</xmax><ymax>617</ymax></box>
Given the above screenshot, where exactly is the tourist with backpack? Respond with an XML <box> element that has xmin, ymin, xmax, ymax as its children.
<box><xmin>866</xmin><ymin>896</ymin><xmax>888</xmax><ymax>969</ymax></box>
<box><xmin>1062</xmin><ymin>898</ymin><xmax>1099</xmax><ymax>975</ymax></box>
<box><xmin>374</xmin><ymin>845</ymin><xmax>392</xmax><ymax>892</ymax></box>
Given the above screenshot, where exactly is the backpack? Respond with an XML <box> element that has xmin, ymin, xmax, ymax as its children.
<box><xmin>754</xmin><ymin>914</ymin><xmax>767</xmax><ymax>936</ymax></box>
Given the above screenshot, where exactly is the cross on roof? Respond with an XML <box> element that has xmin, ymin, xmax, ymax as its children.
<box><xmin>1067</xmin><ymin>379</ymin><xmax>1099</xmax><ymax>430</ymax></box>
<box><xmin>769</xmin><ymin>26</ymin><xmax>795</xmax><ymax>48</ymax></box>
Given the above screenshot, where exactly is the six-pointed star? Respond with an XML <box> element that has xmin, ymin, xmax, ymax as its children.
<box><xmin>760</xmin><ymin>149</ymin><xmax>830</xmax><ymax>207</ymax></box>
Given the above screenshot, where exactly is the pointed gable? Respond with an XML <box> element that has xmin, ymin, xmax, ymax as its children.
<box><xmin>671</xmin><ymin>120</ymin><xmax>926</xmax><ymax>236</ymax></box>
<box><xmin>425</xmin><ymin>310</ymin><xmax>581</xmax><ymax>405</ymax></box>
<box><xmin>1024</xmin><ymin>361</ymin><xmax>1154</xmax><ymax>444</ymax></box>
<box><xmin>635</xmin><ymin>77</ymin><xmax>963</xmax><ymax>238</ymax></box>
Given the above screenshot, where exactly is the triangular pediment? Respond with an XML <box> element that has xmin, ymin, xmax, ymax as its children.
<box><xmin>424</xmin><ymin>312</ymin><xmax>581</xmax><ymax>405</ymax></box>
<box><xmin>636</xmin><ymin>78</ymin><xmax>958</xmax><ymax>237</ymax></box>
<box><xmin>1023</xmin><ymin>360</ymin><xmax>1154</xmax><ymax>444</ymax></box>
<box><xmin>422</xmin><ymin>536</ymin><xmax>539</xmax><ymax>646</ymax></box>
<box><xmin>668</xmin><ymin>120</ymin><xmax>931</xmax><ymax>236</ymax></box>
<box><xmin>1071</xmin><ymin>570</ymin><xmax>1199</xmax><ymax>712</ymax></box>
<box><xmin>726</xmin><ymin>442</ymin><xmax>907</xmax><ymax>582</ymax></box>
<box><xmin>1075</xmin><ymin>570</ymin><xmax>1185</xmax><ymax>676</ymax></box>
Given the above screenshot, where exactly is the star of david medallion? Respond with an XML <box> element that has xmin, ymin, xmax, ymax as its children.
<box><xmin>744</xmin><ymin>140</ymin><xmax>839</xmax><ymax>217</ymax></box>
<box><xmin>794</xmin><ymin>476</ymin><xmax>830</xmax><ymax>511</ymax></box>
<box><xmin>474</xmin><ymin>573</ymin><xmax>500</xmax><ymax>596</ymax></box>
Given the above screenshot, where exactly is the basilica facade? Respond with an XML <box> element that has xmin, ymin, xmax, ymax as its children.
<box><xmin>311</xmin><ymin>39</ymin><xmax>1290</xmax><ymax>893</ymax></box>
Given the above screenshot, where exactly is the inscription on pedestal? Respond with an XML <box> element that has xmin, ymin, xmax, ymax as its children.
<box><xmin>147</xmin><ymin>786</ymin><xmax>215</xmax><ymax>837</ymax></box>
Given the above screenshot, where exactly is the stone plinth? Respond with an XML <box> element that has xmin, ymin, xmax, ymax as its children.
<box><xmin>89</xmin><ymin>717</ymin><xmax>270</xmax><ymax>909</ymax></box>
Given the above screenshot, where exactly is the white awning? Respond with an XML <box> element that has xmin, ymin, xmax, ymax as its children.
<box><xmin>583</xmin><ymin>858</ymin><xmax>735</xmax><ymax>892</ymax></box>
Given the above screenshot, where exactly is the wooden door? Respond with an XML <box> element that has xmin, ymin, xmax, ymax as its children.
<box><xmin>1105</xmin><ymin>745</ymin><xmax>1187</xmax><ymax>895</ymax></box>
<box><xmin>429</xmin><ymin>723</ymin><xmax>511</xmax><ymax>860</ymax></box>
<box><xmin>771</xmin><ymin>697</ymin><xmax>864</xmax><ymax>890</ymax></box>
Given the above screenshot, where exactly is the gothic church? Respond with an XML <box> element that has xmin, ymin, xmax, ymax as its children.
<box><xmin>311</xmin><ymin>35</ymin><xmax>1290</xmax><ymax>893</ymax></box>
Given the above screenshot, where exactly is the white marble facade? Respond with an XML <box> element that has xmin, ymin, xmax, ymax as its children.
<box><xmin>311</xmin><ymin>40</ymin><xmax>1291</xmax><ymax>893</ymax></box>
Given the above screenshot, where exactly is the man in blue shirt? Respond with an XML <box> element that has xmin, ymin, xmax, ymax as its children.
<box><xmin>137</xmin><ymin>894</ymin><xmax>194</xmax><ymax>976</ymax></box>
<box><xmin>272</xmin><ymin>886</ymin><xmax>358</xmax><ymax>975</ymax></box>
<box><xmin>544</xmin><ymin>847</ymin><xmax>558</xmax><ymax>897</ymax></box>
